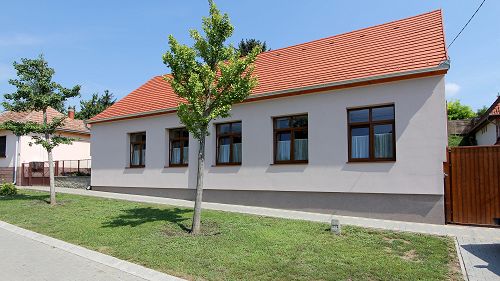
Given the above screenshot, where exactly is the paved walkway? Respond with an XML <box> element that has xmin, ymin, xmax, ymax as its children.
<box><xmin>0</xmin><ymin>227</ymin><xmax>146</xmax><ymax>281</ymax></box>
<box><xmin>20</xmin><ymin>186</ymin><xmax>500</xmax><ymax>280</ymax></box>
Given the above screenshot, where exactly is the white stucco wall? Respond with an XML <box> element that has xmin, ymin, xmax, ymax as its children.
<box><xmin>19</xmin><ymin>133</ymin><xmax>91</xmax><ymax>164</ymax></box>
<box><xmin>475</xmin><ymin>122</ymin><xmax>498</xmax><ymax>145</ymax></box>
<box><xmin>91</xmin><ymin>75</ymin><xmax>447</xmax><ymax>195</ymax></box>
<box><xmin>0</xmin><ymin>130</ymin><xmax>19</xmax><ymax>168</ymax></box>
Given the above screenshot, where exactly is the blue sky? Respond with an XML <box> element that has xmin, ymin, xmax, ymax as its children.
<box><xmin>1</xmin><ymin>1</ymin><xmax>498</xmax><ymax>111</ymax></box>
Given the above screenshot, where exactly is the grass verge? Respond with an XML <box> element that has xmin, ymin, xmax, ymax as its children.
<box><xmin>0</xmin><ymin>190</ymin><xmax>461</xmax><ymax>280</ymax></box>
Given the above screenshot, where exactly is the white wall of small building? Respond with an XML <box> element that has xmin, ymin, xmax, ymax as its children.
<box><xmin>19</xmin><ymin>133</ymin><xmax>91</xmax><ymax>164</ymax></box>
<box><xmin>91</xmin><ymin>75</ymin><xmax>447</xmax><ymax>196</ymax></box>
<box><xmin>475</xmin><ymin>122</ymin><xmax>498</xmax><ymax>145</ymax></box>
<box><xmin>0</xmin><ymin>130</ymin><xmax>19</xmax><ymax>167</ymax></box>
<box><xmin>0</xmin><ymin>131</ymin><xmax>90</xmax><ymax>168</ymax></box>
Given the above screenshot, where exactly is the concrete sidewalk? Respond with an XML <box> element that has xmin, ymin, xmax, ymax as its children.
<box><xmin>0</xmin><ymin>227</ymin><xmax>147</xmax><ymax>281</ymax></box>
<box><xmin>0</xmin><ymin>221</ymin><xmax>185</xmax><ymax>281</ymax></box>
<box><xmin>20</xmin><ymin>186</ymin><xmax>500</xmax><ymax>280</ymax></box>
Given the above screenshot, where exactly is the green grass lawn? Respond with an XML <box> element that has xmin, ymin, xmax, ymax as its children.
<box><xmin>0</xmin><ymin>190</ymin><xmax>460</xmax><ymax>281</ymax></box>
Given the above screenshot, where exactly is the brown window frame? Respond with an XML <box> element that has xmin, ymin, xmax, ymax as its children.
<box><xmin>273</xmin><ymin>114</ymin><xmax>308</xmax><ymax>164</ymax></box>
<box><xmin>347</xmin><ymin>104</ymin><xmax>396</xmax><ymax>162</ymax></box>
<box><xmin>0</xmin><ymin>136</ymin><xmax>6</xmax><ymax>158</ymax></box>
<box><xmin>129</xmin><ymin>132</ymin><xmax>146</xmax><ymax>168</ymax></box>
<box><xmin>169</xmin><ymin>128</ymin><xmax>189</xmax><ymax>167</ymax></box>
<box><xmin>216</xmin><ymin>121</ymin><xmax>242</xmax><ymax>166</ymax></box>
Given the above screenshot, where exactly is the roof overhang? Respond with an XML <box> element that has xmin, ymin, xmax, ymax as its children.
<box><xmin>87</xmin><ymin>61</ymin><xmax>450</xmax><ymax>125</ymax></box>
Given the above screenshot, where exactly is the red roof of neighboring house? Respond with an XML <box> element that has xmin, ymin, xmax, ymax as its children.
<box><xmin>90</xmin><ymin>10</ymin><xmax>448</xmax><ymax>124</ymax></box>
<box><xmin>491</xmin><ymin>98</ymin><xmax>500</xmax><ymax>116</ymax></box>
<box><xmin>0</xmin><ymin>107</ymin><xmax>90</xmax><ymax>135</ymax></box>
<box><xmin>467</xmin><ymin>96</ymin><xmax>500</xmax><ymax>134</ymax></box>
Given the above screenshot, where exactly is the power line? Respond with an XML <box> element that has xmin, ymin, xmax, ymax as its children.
<box><xmin>448</xmin><ymin>0</ymin><xmax>487</xmax><ymax>49</ymax></box>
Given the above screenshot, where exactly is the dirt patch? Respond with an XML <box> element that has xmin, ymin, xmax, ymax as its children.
<box><xmin>383</xmin><ymin>237</ymin><xmax>411</xmax><ymax>244</ymax></box>
<box><xmin>401</xmin><ymin>249</ymin><xmax>419</xmax><ymax>261</ymax></box>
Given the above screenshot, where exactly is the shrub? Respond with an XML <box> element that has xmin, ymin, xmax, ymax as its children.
<box><xmin>0</xmin><ymin>182</ymin><xmax>18</xmax><ymax>196</ymax></box>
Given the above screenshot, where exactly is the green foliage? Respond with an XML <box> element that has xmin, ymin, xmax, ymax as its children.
<box><xmin>447</xmin><ymin>99</ymin><xmax>476</xmax><ymax>120</ymax></box>
<box><xmin>1</xmin><ymin>55</ymin><xmax>80</xmax><ymax>152</ymax></box>
<box><xmin>238</xmin><ymin>38</ymin><xmax>269</xmax><ymax>56</ymax></box>
<box><xmin>162</xmin><ymin>0</ymin><xmax>260</xmax><ymax>140</ymax></box>
<box><xmin>0</xmin><ymin>182</ymin><xmax>17</xmax><ymax>196</ymax></box>
<box><xmin>476</xmin><ymin>105</ymin><xmax>489</xmax><ymax>117</ymax></box>
<box><xmin>75</xmin><ymin>90</ymin><xmax>116</xmax><ymax>120</ymax></box>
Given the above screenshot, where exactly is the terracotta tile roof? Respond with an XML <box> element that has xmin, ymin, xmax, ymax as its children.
<box><xmin>467</xmin><ymin>96</ymin><xmax>500</xmax><ymax>134</ymax></box>
<box><xmin>0</xmin><ymin>107</ymin><xmax>90</xmax><ymax>135</ymax></box>
<box><xmin>90</xmin><ymin>10</ymin><xmax>448</xmax><ymax>123</ymax></box>
<box><xmin>491</xmin><ymin>98</ymin><xmax>500</xmax><ymax>116</ymax></box>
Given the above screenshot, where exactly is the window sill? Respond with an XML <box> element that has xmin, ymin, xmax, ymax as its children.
<box><xmin>164</xmin><ymin>165</ymin><xmax>188</xmax><ymax>168</ymax></box>
<box><xmin>271</xmin><ymin>162</ymin><xmax>308</xmax><ymax>165</ymax></box>
<box><xmin>126</xmin><ymin>166</ymin><xmax>145</xmax><ymax>169</ymax></box>
<box><xmin>346</xmin><ymin>160</ymin><xmax>396</xmax><ymax>163</ymax></box>
<box><xmin>212</xmin><ymin>163</ymin><xmax>241</xmax><ymax>167</ymax></box>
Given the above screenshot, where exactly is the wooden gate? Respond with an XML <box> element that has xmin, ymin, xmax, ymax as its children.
<box><xmin>444</xmin><ymin>146</ymin><xmax>500</xmax><ymax>227</ymax></box>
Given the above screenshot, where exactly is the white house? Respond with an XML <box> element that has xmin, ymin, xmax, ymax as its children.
<box><xmin>88</xmin><ymin>10</ymin><xmax>450</xmax><ymax>224</ymax></box>
<box><xmin>0</xmin><ymin>107</ymin><xmax>91</xmax><ymax>184</ymax></box>
<box><xmin>468</xmin><ymin>96</ymin><xmax>500</xmax><ymax>145</ymax></box>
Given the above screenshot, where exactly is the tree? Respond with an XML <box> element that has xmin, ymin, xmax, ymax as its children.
<box><xmin>75</xmin><ymin>90</ymin><xmax>116</xmax><ymax>120</ymax></box>
<box><xmin>447</xmin><ymin>99</ymin><xmax>476</xmax><ymax>120</ymax></box>
<box><xmin>238</xmin><ymin>38</ymin><xmax>269</xmax><ymax>56</ymax></box>
<box><xmin>476</xmin><ymin>105</ymin><xmax>488</xmax><ymax>117</ymax></box>
<box><xmin>162</xmin><ymin>0</ymin><xmax>260</xmax><ymax>234</ymax></box>
<box><xmin>2</xmin><ymin>55</ymin><xmax>80</xmax><ymax>205</ymax></box>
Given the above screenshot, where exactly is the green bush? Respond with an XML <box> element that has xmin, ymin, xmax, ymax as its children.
<box><xmin>0</xmin><ymin>182</ymin><xmax>18</xmax><ymax>196</ymax></box>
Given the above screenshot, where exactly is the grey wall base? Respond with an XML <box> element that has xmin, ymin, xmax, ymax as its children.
<box><xmin>55</xmin><ymin>176</ymin><xmax>91</xmax><ymax>189</ymax></box>
<box><xmin>92</xmin><ymin>186</ymin><xmax>445</xmax><ymax>224</ymax></box>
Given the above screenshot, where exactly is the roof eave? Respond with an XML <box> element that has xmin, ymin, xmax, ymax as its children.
<box><xmin>88</xmin><ymin>62</ymin><xmax>450</xmax><ymax>125</ymax></box>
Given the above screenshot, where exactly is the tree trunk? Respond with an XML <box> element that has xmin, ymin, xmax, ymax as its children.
<box><xmin>48</xmin><ymin>150</ymin><xmax>56</xmax><ymax>205</ymax></box>
<box><xmin>191</xmin><ymin>135</ymin><xmax>206</xmax><ymax>234</ymax></box>
<box><xmin>43</xmin><ymin>110</ymin><xmax>56</xmax><ymax>205</ymax></box>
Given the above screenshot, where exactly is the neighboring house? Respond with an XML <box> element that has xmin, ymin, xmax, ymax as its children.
<box><xmin>88</xmin><ymin>10</ymin><xmax>449</xmax><ymax>224</ymax></box>
<box><xmin>467</xmin><ymin>96</ymin><xmax>500</xmax><ymax>145</ymax></box>
<box><xmin>0</xmin><ymin>107</ymin><xmax>91</xmax><ymax>183</ymax></box>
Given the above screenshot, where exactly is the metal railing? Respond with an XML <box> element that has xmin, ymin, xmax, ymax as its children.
<box><xmin>21</xmin><ymin>159</ymin><xmax>91</xmax><ymax>186</ymax></box>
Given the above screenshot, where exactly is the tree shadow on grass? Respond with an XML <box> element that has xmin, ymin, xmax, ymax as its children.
<box><xmin>0</xmin><ymin>193</ymin><xmax>50</xmax><ymax>203</ymax></box>
<box><xmin>102</xmin><ymin>207</ymin><xmax>192</xmax><ymax>232</ymax></box>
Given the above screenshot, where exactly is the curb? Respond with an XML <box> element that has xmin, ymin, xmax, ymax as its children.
<box><xmin>0</xmin><ymin>220</ymin><xmax>185</xmax><ymax>281</ymax></box>
<box><xmin>454</xmin><ymin>237</ymin><xmax>469</xmax><ymax>281</ymax></box>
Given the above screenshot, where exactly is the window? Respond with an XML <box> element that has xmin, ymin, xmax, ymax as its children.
<box><xmin>348</xmin><ymin>105</ymin><xmax>395</xmax><ymax>162</ymax></box>
<box><xmin>216</xmin><ymin>121</ymin><xmax>242</xmax><ymax>165</ymax></box>
<box><xmin>129</xmin><ymin>132</ymin><xmax>146</xmax><ymax>167</ymax></box>
<box><xmin>273</xmin><ymin>114</ymin><xmax>308</xmax><ymax>163</ymax></box>
<box><xmin>169</xmin><ymin>128</ymin><xmax>189</xmax><ymax>166</ymax></box>
<box><xmin>0</xmin><ymin>136</ymin><xmax>5</xmax><ymax>158</ymax></box>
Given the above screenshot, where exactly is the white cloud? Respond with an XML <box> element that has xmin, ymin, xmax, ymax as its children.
<box><xmin>0</xmin><ymin>34</ymin><xmax>43</xmax><ymax>47</ymax></box>
<box><xmin>445</xmin><ymin>82</ymin><xmax>461</xmax><ymax>98</ymax></box>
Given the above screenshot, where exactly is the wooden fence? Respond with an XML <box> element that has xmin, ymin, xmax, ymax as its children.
<box><xmin>444</xmin><ymin>146</ymin><xmax>500</xmax><ymax>226</ymax></box>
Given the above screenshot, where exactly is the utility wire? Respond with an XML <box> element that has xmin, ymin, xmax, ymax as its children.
<box><xmin>448</xmin><ymin>0</ymin><xmax>487</xmax><ymax>49</ymax></box>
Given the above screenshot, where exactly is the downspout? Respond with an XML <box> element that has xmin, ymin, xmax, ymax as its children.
<box><xmin>12</xmin><ymin>135</ymin><xmax>20</xmax><ymax>185</ymax></box>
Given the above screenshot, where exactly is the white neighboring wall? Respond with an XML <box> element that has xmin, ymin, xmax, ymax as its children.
<box><xmin>0</xmin><ymin>131</ymin><xmax>90</xmax><ymax>168</ymax></box>
<box><xmin>475</xmin><ymin>122</ymin><xmax>498</xmax><ymax>145</ymax></box>
<box><xmin>0</xmin><ymin>130</ymin><xmax>19</xmax><ymax>168</ymax></box>
<box><xmin>19</xmin><ymin>133</ymin><xmax>91</xmax><ymax>164</ymax></box>
<box><xmin>91</xmin><ymin>75</ymin><xmax>447</xmax><ymax>196</ymax></box>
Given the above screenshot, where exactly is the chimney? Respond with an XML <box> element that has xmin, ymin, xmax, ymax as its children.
<box><xmin>68</xmin><ymin>106</ymin><xmax>75</xmax><ymax>119</ymax></box>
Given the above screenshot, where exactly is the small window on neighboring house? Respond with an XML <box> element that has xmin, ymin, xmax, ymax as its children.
<box><xmin>348</xmin><ymin>105</ymin><xmax>395</xmax><ymax>162</ymax></box>
<box><xmin>216</xmin><ymin>121</ymin><xmax>242</xmax><ymax>165</ymax></box>
<box><xmin>130</xmin><ymin>132</ymin><xmax>146</xmax><ymax>167</ymax></box>
<box><xmin>0</xmin><ymin>136</ymin><xmax>6</xmax><ymax>157</ymax></box>
<box><xmin>273</xmin><ymin>114</ymin><xmax>308</xmax><ymax>164</ymax></box>
<box><xmin>169</xmin><ymin>128</ymin><xmax>189</xmax><ymax>166</ymax></box>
